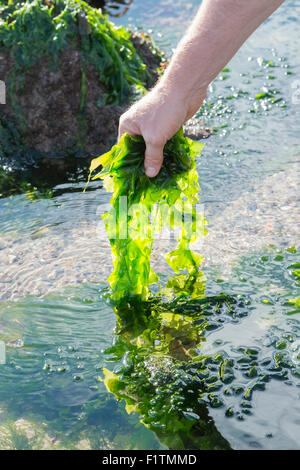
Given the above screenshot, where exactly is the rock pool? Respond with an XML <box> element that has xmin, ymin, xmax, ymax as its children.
<box><xmin>0</xmin><ymin>0</ymin><xmax>299</xmax><ymax>450</ymax></box>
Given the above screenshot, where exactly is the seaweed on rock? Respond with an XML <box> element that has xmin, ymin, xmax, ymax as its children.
<box><xmin>0</xmin><ymin>0</ymin><xmax>149</xmax><ymax>104</ymax></box>
<box><xmin>0</xmin><ymin>0</ymin><xmax>164</xmax><ymax>160</ymax></box>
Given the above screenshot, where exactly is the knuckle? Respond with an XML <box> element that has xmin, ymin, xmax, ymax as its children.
<box><xmin>145</xmin><ymin>151</ymin><xmax>163</xmax><ymax>164</ymax></box>
<box><xmin>145</xmin><ymin>135</ymin><xmax>165</xmax><ymax>148</ymax></box>
<box><xmin>119</xmin><ymin>111</ymin><xmax>138</xmax><ymax>136</ymax></box>
<box><xmin>119</xmin><ymin>114</ymin><xmax>128</xmax><ymax>128</ymax></box>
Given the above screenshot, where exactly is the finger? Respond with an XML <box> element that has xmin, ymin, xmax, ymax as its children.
<box><xmin>144</xmin><ymin>141</ymin><xmax>164</xmax><ymax>177</ymax></box>
<box><xmin>118</xmin><ymin>120</ymin><xmax>138</xmax><ymax>142</ymax></box>
<box><xmin>118</xmin><ymin>122</ymin><xmax>126</xmax><ymax>142</ymax></box>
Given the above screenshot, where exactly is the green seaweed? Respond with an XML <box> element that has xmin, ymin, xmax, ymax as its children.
<box><xmin>88</xmin><ymin>131</ymin><xmax>300</xmax><ymax>445</ymax></box>
<box><xmin>85</xmin><ymin>131</ymin><xmax>237</xmax><ymax>449</ymax></box>
<box><xmin>88</xmin><ymin>128</ymin><xmax>207</xmax><ymax>308</ymax></box>
<box><xmin>0</xmin><ymin>0</ymin><xmax>158</xmax><ymax>164</ymax></box>
<box><xmin>85</xmin><ymin>130</ymin><xmax>245</xmax><ymax>448</ymax></box>
<box><xmin>0</xmin><ymin>0</ymin><xmax>149</xmax><ymax>105</ymax></box>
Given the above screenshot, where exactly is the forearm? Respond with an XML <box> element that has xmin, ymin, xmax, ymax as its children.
<box><xmin>118</xmin><ymin>0</ymin><xmax>285</xmax><ymax>177</ymax></box>
<box><xmin>159</xmin><ymin>0</ymin><xmax>285</xmax><ymax>116</ymax></box>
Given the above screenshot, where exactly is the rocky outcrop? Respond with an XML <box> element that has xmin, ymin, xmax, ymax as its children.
<box><xmin>0</xmin><ymin>0</ymin><xmax>211</xmax><ymax>170</ymax></box>
<box><xmin>0</xmin><ymin>39</ymin><xmax>160</xmax><ymax>158</ymax></box>
<box><xmin>0</xmin><ymin>1</ymin><xmax>163</xmax><ymax>161</ymax></box>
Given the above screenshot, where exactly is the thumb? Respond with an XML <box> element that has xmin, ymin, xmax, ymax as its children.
<box><xmin>144</xmin><ymin>141</ymin><xmax>164</xmax><ymax>178</ymax></box>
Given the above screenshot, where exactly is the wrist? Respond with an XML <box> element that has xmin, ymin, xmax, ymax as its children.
<box><xmin>155</xmin><ymin>77</ymin><xmax>207</xmax><ymax>121</ymax></box>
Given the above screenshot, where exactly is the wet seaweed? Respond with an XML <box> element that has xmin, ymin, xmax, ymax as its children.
<box><xmin>87</xmin><ymin>131</ymin><xmax>300</xmax><ymax>448</ymax></box>
<box><xmin>88</xmin><ymin>128</ymin><xmax>207</xmax><ymax>307</ymax></box>
<box><xmin>87</xmin><ymin>130</ymin><xmax>299</xmax><ymax>446</ymax></box>
<box><xmin>0</xmin><ymin>0</ymin><xmax>149</xmax><ymax>105</ymax></box>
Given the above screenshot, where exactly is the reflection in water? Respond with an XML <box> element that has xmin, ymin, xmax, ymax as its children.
<box><xmin>0</xmin><ymin>157</ymin><xmax>90</xmax><ymax>199</ymax></box>
<box><xmin>103</xmin><ymin>289</ymin><xmax>234</xmax><ymax>450</ymax></box>
<box><xmin>101</xmin><ymin>246</ymin><xmax>299</xmax><ymax>449</ymax></box>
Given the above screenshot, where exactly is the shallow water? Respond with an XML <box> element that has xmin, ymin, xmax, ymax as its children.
<box><xmin>0</xmin><ymin>0</ymin><xmax>299</xmax><ymax>450</ymax></box>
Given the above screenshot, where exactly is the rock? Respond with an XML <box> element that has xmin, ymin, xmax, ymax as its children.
<box><xmin>183</xmin><ymin>117</ymin><xmax>213</xmax><ymax>140</ymax></box>
<box><xmin>8</xmin><ymin>255</ymin><xmax>17</xmax><ymax>265</ymax></box>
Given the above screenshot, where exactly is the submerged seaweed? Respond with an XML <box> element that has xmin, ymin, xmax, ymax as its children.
<box><xmin>100</xmin><ymin>247</ymin><xmax>299</xmax><ymax>449</ymax></box>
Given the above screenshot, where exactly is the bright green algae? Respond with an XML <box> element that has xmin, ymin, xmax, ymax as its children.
<box><xmin>88</xmin><ymin>128</ymin><xmax>207</xmax><ymax>307</ymax></box>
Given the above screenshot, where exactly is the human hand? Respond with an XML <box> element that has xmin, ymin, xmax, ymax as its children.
<box><xmin>118</xmin><ymin>84</ymin><xmax>206</xmax><ymax>177</ymax></box>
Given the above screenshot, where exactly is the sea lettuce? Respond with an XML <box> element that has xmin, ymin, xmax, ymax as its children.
<box><xmin>88</xmin><ymin>128</ymin><xmax>207</xmax><ymax>306</ymax></box>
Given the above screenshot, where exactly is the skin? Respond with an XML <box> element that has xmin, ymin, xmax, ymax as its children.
<box><xmin>118</xmin><ymin>0</ymin><xmax>285</xmax><ymax>177</ymax></box>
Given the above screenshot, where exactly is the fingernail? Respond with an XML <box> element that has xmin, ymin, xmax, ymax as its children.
<box><xmin>146</xmin><ymin>167</ymin><xmax>157</xmax><ymax>177</ymax></box>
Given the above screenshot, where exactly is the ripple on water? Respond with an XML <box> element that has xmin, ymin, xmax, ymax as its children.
<box><xmin>0</xmin><ymin>285</ymin><xmax>115</xmax><ymax>407</ymax></box>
